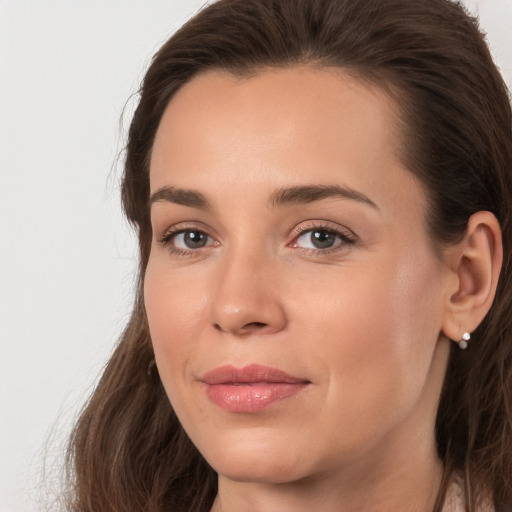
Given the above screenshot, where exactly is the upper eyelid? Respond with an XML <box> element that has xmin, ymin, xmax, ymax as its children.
<box><xmin>295</xmin><ymin>228</ymin><xmax>355</xmax><ymax>242</ymax></box>
<box><xmin>161</xmin><ymin>227</ymin><xmax>211</xmax><ymax>239</ymax></box>
<box><xmin>289</xmin><ymin>220</ymin><xmax>358</xmax><ymax>240</ymax></box>
<box><xmin>158</xmin><ymin>221</ymin><xmax>215</xmax><ymax>239</ymax></box>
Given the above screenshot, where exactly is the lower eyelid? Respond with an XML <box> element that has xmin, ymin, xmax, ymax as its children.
<box><xmin>293</xmin><ymin>236</ymin><xmax>349</xmax><ymax>251</ymax></box>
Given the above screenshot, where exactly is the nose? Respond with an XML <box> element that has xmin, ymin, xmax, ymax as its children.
<box><xmin>209</xmin><ymin>250</ymin><xmax>287</xmax><ymax>337</ymax></box>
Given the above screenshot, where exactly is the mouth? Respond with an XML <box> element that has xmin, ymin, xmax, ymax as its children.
<box><xmin>200</xmin><ymin>364</ymin><xmax>310</xmax><ymax>413</ymax></box>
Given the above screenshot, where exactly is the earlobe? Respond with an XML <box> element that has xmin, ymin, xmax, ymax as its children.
<box><xmin>441</xmin><ymin>211</ymin><xmax>503</xmax><ymax>344</ymax></box>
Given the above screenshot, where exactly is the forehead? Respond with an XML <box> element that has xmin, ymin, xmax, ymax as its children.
<box><xmin>149</xmin><ymin>66</ymin><xmax>424</xmax><ymax>220</ymax></box>
<box><xmin>151</xmin><ymin>67</ymin><xmax>403</xmax><ymax>176</ymax></box>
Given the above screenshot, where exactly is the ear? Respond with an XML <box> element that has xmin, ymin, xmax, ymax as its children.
<box><xmin>441</xmin><ymin>211</ymin><xmax>503</xmax><ymax>344</ymax></box>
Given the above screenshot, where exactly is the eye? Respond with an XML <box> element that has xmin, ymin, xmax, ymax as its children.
<box><xmin>296</xmin><ymin>229</ymin><xmax>340</xmax><ymax>249</ymax></box>
<box><xmin>291</xmin><ymin>226</ymin><xmax>356</xmax><ymax>252</ymax></box>
<box><xmin>174</xmin><ymin>230</ymin><xmax>209</xmax><ymax>249</ymax></box>
<box><xmin>160</xmin><ymin>228</ymin><xmax>216</xmax><ymax>252</ymax></box>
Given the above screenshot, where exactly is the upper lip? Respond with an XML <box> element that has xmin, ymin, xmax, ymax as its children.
<box><xmin>200</xmin><ymin>364</ymin><xmax>309</xmax><ymax>385</ymax></box>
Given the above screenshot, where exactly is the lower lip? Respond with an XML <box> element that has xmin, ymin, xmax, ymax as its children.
<box><xmin>205</xmin><ymin>382</ymin><xmax>308</xmax><ymax>413</ymax></box>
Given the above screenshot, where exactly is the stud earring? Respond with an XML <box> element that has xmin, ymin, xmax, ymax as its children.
<box><xmin>458</xmin><ymin>332</ymin><xmax>470</xmax><ymax>350</ymax></box>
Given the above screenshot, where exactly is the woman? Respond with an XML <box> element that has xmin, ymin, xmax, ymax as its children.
<box><xmin>65</xmin><ymin>0</ymin><xmax>512</xmax><ymax>510</ymax></box>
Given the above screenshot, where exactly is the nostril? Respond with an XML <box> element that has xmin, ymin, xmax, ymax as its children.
<box><xmin>213</xmin><ymin>321</ymin><xmax>268</xmax><ymax>334</ymax></box>
<box><xmin>244</xmin><ymin>322</ymin><xmax>267</xmax><ymax>329</ymax></box>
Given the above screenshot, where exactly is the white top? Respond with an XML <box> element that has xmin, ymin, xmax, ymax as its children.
<box><xmin>442</xmin><ymin>479</ymin><xmax>494</xmax><ymax>512</ymax></box>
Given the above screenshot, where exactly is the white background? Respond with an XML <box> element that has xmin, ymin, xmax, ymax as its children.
<box><xmin>0</xmin><ymin>1</ymin><xmax>510</xmax><ymax>510</ymax></box>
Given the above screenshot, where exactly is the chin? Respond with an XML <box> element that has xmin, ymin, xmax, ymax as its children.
<box><xmin>199</xmin><ymin>433</ymin><xmax>313</xmax><ymax>484</ymax></box>
<box><xmin>212</xmin><ymin>458</ymin><xmax>305</xmax><ymax>485</ymax></box>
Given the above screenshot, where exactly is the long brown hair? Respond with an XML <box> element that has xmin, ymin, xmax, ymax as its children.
<box><xmin>66</xmin><ymin>0</ymin><xmax>512</xmax><ymax>510</ymax></box>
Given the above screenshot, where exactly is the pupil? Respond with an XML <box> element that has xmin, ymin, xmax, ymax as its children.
<box><xmin>311</xmin><ymin>230</ymin><xmax>335</xmax><ymax>249</ymax></box>
<box><xmin>184</xmin><ymin>231</ymin><xmax>206</xmax><ymax>249</ymax></box>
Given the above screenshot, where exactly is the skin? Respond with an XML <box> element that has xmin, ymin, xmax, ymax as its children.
<box><xmin>144</xmin><ymin>67</ymin><xmax>499</xmax><ymax>512</ymax></box>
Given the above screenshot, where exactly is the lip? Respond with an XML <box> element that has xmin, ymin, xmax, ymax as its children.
<box><xmin>200</xmin><ymin>364</ymin><xmax>310</xmax><ymax>413</ymax></box>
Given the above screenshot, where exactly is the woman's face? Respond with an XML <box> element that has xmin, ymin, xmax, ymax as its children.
<box><xmin>145</xmin><ymin>67</ymin><xmax>453</xmax><ymax>484</ymax></box>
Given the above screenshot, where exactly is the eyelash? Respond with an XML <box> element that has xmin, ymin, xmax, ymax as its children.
<box><xmin>158</xmin><ymin>224</ymin><xmax>217</xmax><ymax>258</ymax></box>
<box><xmin>289</xmin><ymin>222</ymin><xmax>357</xmax><ymax>255</ymax></box>
<box><xmin>158</xmin><ymin>222</ymin><xmax>357</xmax><ymax>257</ymax></box>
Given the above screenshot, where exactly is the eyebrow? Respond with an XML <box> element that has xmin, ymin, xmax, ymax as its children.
<box><xmin>149</xmin><ymin>186</ymin><xmax>211</xmax><ymax>210</ymax></box>
<box><xmin>148</xmin><ymin>183</ymin><xmax>379</xmax><ymax>212</ymax></box>
<box><xmin>268</xmin><ymin>185</ymin><xmax>379</xmax><ymax>210</ymax></box>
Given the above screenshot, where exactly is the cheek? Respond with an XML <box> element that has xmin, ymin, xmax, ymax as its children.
<box><xmin>144</xmin><ymin>260</ymin><xmax>209</xmax><ymax>383</ymax></box>
<box><xmin>295</xmin><ymin>248</ymin><xmax>444</xmax><ymax>427</ymax></box>
<box><xmin>299</xmin><ymin>250</ymin><xmax>440</xmax><ymax>348</ymax></box>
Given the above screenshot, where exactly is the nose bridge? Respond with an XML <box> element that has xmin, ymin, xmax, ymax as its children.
<box><xmin>210</xmin><ymin>240</ymin><xmax>286</xmax><ymax>336</ymax></box>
